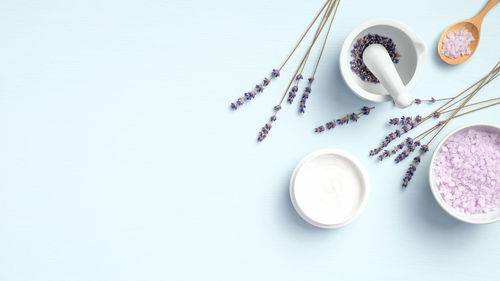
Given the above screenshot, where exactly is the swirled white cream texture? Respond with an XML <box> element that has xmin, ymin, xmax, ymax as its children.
<box><xmin>292</xmin><ymin>153</ymin><xmax>365</xmax><ymax>226</ymax></box>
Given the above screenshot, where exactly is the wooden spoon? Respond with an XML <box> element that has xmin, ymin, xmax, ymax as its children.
<box><xmin>437</xmin><ymin>0</ymin><xmax>499</xmax><ymax>65</ymax></box>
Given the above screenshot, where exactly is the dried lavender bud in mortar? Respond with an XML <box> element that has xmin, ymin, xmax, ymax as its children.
<box><xmin>350</xmin><ymin>33</ymin><xmax>400</xmax><ymax>83</ymax></box>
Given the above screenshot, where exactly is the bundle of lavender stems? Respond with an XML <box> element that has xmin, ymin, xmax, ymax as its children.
<box><xmin>369</xmin><ymin>61</ymin><xmax>500</xmax><ymax>188</ymax></box>
<box><xmin>230</xmin><ymin>0</ymin><xmax>341</xmax><ymax>142</ymax></box>
<box><xmin>314</xmin><ymin>60</ymin><xmax>499</xmax><ymax>188</ymax></box>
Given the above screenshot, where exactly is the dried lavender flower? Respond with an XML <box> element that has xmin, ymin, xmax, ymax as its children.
<box><xmin>350</xmin><ymin>113</ymin><xmax>360</xmax><ymax>122</ymax></box>
<box><xmin>370</xmin><ymin>128</ymin><xmax>403</xmax><ymax>157</ymax></box>
<box><xmin>361</xmin><ymin>106</ymin><xmax>372</xmax><ymax>115</ymax></box>
<box><xmin>257</xmin><ymin>122</ymin><xmax>273</xmax><ymax>142</ymax></box>
<box><xmin>389</xmin><ymin>118</ymin><xmax>400</xmax><ymax>125</ymax></box>
<box><xmin>263</xmin><ymin>78</ymin><xmax>270</xmax><ymax>86</ymax></box>
<box><xmin>420</xmin><ymin>144</ymin><xmax>429</xmax><ymax>152</ymax></box>
<box><xmin>299</xmin><ymin>83</ymin><xmax>313</xmax><ymax>113</ymax></box>
<box><xmin>326</xmin><ymin>121</ymin><xmax>336</xmax><ymax>129</ymax></box>
<box><xmin>316</xmin><ymin>107</ymin><xmax>375</xmax><ymax>133</ymax></box>
<box><xmin>255</xmin><ymin>84</ymin><xmax>264</xmax><ymax>93</ymax></box>
<box><xmin>287</xmin><ymin>85</ymin><xmax>299</xmax><ymax>104</ymax></box>
<box><xmin>402</xmin><ymin>164</ymin><xmax>417</xmax><ymax>188</ymax></box>
<box><xmin>315</xmin><ymin>125</ymin><xmax>325</xmax><ymax>133</ymax></box>
<box><xmin>350</xmin><ymin>33</ymin><xmax>400</xmax><ymax>83</ymax></box>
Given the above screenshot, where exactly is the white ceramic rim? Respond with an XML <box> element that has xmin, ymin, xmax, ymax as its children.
<box><xmin>289</xmin><ymin>148</ymin><xmax>370</xmax><ymax>229</ymax></box>
<box><xmin>339</xmin><ymin>18</ymin><xmax>426</xmax><ymax>102</ymax></box>
<box><xmin>428</xmin><ymin>123</ymin><xmax>500</xmax><ymax>224</ymax></box>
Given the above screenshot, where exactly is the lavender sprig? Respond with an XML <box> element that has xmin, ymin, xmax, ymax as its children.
<box><xmin>315</xmin><ymin>106</ymin><xmax>374</xmax><ymax>133</ymax></box>
<box><xmin>402</xmin><ymin>151</ymin><xmax>427</xmax><ymax>188</ymax></box>
<box><xmin>373</xmin><ymin>62</ymin><xmax>500</xmax><ymax>188</ymax></box>
<box><xmin>388</xmin><ymin>115</ymin><xmax>422</xmax><ymax>126</ymax></box>
<box><xmin>257</xmin><ymin>105</ymin><xmax>281</xmax><ymax>142</ymax></box>
<box><xmin>231</xmin><ymin>69</ymin><xmax>280</xmax><ymax>110</ymax></box>
<box><xmin>369</xmin><ymin>128</ymin><xmax>402</xmax><ymax>156</ymax></box>
<box><xmin>299</xmin><ymin>78</ymin><xmax>314</xmax><ymax>113</ymax></box>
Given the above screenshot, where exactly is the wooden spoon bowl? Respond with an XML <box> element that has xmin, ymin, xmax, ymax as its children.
<box><xmin>438</xmin><ymin>0</ymin><xmax>499</xmax><ymax>65</ymax></box>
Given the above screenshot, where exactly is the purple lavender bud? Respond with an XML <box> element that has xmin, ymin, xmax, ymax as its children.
<box><xmin>274</xmin><ymin>105</ymin><xmax>281</xmax><ymax>111</ymax></box>
<box><xmin>415</xmin><ymin>115</ymin><xmax>422</xmax><ymax>123</ymax></box>
<box><xmin>299</xmin><ymin>104</ymin><xmax>306</xmax><ymax>113</ymax></box>
<box><xmin>430</xmin><ymin>97</ymin><xmax>436</xmax><ymax>103</ymax></box>
<box><xmin>296</xmin><ymin>74</ymin><xmax>303</xmax><ymax>81</ymax></box>
<box><xmin>350</xmin><ymin>113</ymin><xmax>360</xmax><ymax>122</ymax></box>
<box><xmin>361</xmin><ymin>106</ymin><xmax>371</xmax><ymax>115</ymax></box>
<box><xmin>408</xmin><ymin>144</ymin><xmax>416</xmax><ymax>152</ymax></box>
<box><xmin>299</xmin><ymin>93</ymin><xmax>309</xmax><ymax>113</ymax></box>
<box><xmin>263</xmin><ymin>78</ymin><xmax>270</xmax><ymax>86</ymax></box>
<box><xmin>402</xmin><ymin>164</ymin><xmax>418</xmax><ymax>187</ymax></box>
<box><xmin>255</xmin><ymin>84</ymin><xmax>264</xmax><ymax>93</ymax></box>
<box><xmin>287</xmin><ymin>92</ymin><xmax>296</xmax><ymax>104</ymax></box>
<box><xmin>389</xmin><ymin>118</ymin><xmax>399</xmax><ymax>125</ymax></box>
<box><xmin>265</xmin><ymin>123</ymin><xmax>272</xmax><ymax>130</ymax></box>
<box><xmin>420</xmin><ymin>145</ymin><xmax>429</xmax><ymax>152</ymax></box>
<box><xmin>308</xmin><ymin>77</ymin><xmax>314</xmax><ymax>83</ymax></box>
<box><xmin>326</xmin><ymin>121</ymin><xmax>336</xmax><ymax>129</ymax></box>
<box><xmin>231</xmin><ymin>102</ymin><xmax>237</xmax><ymax>110</ymax></box>
<box><xmin>402</xmin><ymin>179</ymin><xmax>409</xmax><ymax>188</ymax></box>
<box><xmin>315</xmin><ymin>126</ymin><xmax>325</xmax><ymax>133</ymax></box>
<box><xmin>272</xmin><ymin>69</ymin><xmax>280</xmax><ymax>77</ymax></box>
<box><xmin>415</xmin><ymin>98</ymin><xmax>422</xmax><ymax>104</ymax></box>
<box><xmin>305</xmin><ymin>87</ymin><xmax>311</xmax><ymax>93</ymax></box>
<box><xmin>395</xmin><ymin>150</ymin><xmax>410</xmax><ymax>163</ymax></box>
<box><xmin>270</xmin><ymin>115</ymin><xmax>277</xmax><ymax>122</ymax></box>
<box><xmin>413</xmin><ymin>156</ymin><xmax>421</xmax><ymax>163</ymax></box>
<box><xmin>237</xmin><ymin>98</ymin><xmax>244</xmax><ymax>105</ymax></box>
<box><xmin>433</xmin><ymin>112</ymin><xmax>440</xmax><ymax>118</ymax></box>
<box><xmin>291</xmin><ymin>86</ymin><xmax>298</xmax><ymax>92</ymax></box>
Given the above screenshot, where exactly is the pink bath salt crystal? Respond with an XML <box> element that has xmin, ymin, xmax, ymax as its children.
<box><xmin>441</xmin><ymin>28</ymin><xmax>475</xmax><ymax>59</ymax></box>
<box><xmin>433</xmin><ymin>128</ymin><xmax>500</xmax><ymax>214</ymax></box>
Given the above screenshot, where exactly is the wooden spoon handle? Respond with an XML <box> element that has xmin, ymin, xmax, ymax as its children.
<box><xmin>471</xmin><ymin>0</ymin><xmax>499</xmax><ymax>26</ymax></box>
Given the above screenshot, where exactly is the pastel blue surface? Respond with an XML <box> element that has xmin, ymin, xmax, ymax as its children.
<box><xmin>1</xmin><ymin>0</ymin><xmax>499</xmax><ymax>280</ymax></box>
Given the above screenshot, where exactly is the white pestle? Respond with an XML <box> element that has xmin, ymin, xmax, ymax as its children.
<box><xmin>362</xmin><ymin>44</ymin><xmax>413</xmax><ymax>108</ymax></box>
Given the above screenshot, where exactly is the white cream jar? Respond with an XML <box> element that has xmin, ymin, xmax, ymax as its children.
<box><xmin>290</xmin><ymin>149</ymin><xmax>369</xmax><ymax>228</ymax></box>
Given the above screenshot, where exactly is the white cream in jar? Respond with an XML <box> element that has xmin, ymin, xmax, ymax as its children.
<box><xmin>290</xmin><ymin>149</ymin><xmax>369</xmax><ymax>228</ymax></box>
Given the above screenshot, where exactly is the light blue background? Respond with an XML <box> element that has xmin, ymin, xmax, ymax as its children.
<box><xmin>1</xmin><ymin>0</ymin><xmax>499</xmax><ymax>280</ymax></box>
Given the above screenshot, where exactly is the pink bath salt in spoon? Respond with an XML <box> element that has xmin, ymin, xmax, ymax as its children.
<box><xmin>437</xmin><ymin>0</ymin><xmax>499</xmax><ymax>65</ymax></box>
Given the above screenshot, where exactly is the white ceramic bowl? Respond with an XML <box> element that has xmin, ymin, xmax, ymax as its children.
<box><xmin>289</xmin><ymin>149</ymin><xmax>369</xmax><ymax>228</ymax></box>
<box><xmin>339</xmin><ymin>18</ymin><xmax>426</xmax><ymax>103</ymax></box>
<box><xmin>429</xmin><ymin>123</ymin><xmax>500</xmax><ymax>224</ymax></box>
